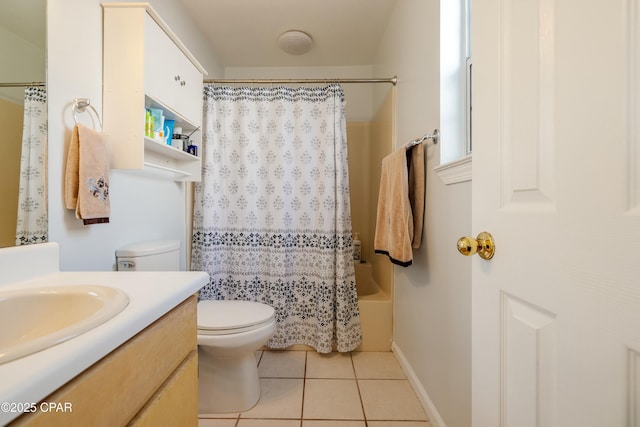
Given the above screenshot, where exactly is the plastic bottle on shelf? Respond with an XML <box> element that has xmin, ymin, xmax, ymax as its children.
<box><xmin>145</xmin><ymin>109</ymin><xmax>153</xmax><ymax>137</ymax></box>
<box><xmin>352</xmin><ymin>232</ymin><xmax>361</xmax><ymax>261</ymax></box>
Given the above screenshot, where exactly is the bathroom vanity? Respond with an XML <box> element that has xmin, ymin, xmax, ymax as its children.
<box><xmin>0</xmin><ymin>243</ymin><xmax>209</xmax><ymax>426</ymax></box>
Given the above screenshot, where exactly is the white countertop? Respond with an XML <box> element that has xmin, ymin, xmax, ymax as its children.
<box><xmin>0</xmin><ymin>244</ymin><xmax>209</xmax><ymax>425</ymax></box>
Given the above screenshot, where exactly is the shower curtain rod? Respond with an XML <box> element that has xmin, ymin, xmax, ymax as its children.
<box><xmin>204</xmin><ymin>76</ymin><xmax>397</xmax><ymax>86</ymax></box>
<box><xmin>0</xmin><ymin>82</ymin><xmax>46</xmax><ymax>88</ymax></box>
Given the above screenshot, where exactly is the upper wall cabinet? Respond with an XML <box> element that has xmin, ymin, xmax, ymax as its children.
<box><xmin>102</xmin><ymin>3</ymin><xmax>207</xmax><ymax>181</ymax></box>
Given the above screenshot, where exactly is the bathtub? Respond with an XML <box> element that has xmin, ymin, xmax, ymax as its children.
<box><xmin>354</xmin><ymin>262</ymin><xmax>392</xmax><ymax>351</ymax></box>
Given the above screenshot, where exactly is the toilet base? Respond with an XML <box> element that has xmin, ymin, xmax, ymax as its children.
<box><xmin>198</xmin><ymin>346</ymin><xmax>261</xmax><ymax>413</ymax></box>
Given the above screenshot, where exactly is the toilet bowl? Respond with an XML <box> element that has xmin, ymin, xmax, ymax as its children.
<box><xmin>197</xmin><ymin>300</ymin><xmax>276</xmax><ymax>413</ymax></box>
<box><xmin>115</xmin><ymin>241</ymin><xmax>277</xmax><ymax>414</ymax></box>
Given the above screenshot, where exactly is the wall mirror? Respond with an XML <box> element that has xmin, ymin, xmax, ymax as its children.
<box><xmin>0</xmin><ymin>0</ymin><xmax>47</xmax><ymax>247</ymax></box>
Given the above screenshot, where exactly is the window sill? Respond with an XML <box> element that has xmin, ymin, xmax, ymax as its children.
<box><xmin>434</xmin><ymin>154</ymin><xmax>472</xmax><ymax>185</ymax></box>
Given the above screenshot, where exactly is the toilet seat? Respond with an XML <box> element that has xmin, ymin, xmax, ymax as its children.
<box><xmin>198</xmin><ymin>300</ymin><xmax>276</xmax><ymax>336</ymax></box>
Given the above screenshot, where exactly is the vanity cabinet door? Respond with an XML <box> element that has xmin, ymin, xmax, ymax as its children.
<box><xmin>128</xmin><ymin>351</ymin><xmax>198</xmax><ymax>427</ymax></box>
<box><xmin>144</xmin><ymin>14</ymin><xmax>202</xmax><ymax>125</ymax></box>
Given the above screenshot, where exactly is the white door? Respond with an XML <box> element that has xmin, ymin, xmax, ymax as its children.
<box><xmin>471</xmin><ymin>0</ymin><xmax>640</xmax><ymax>426</ymax></box>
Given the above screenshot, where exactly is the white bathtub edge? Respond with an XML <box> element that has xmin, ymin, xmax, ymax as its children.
<box><xmin>391</xmin><ymin>341</ymin><xmax>447</xmax><ymax>427</ymax></box>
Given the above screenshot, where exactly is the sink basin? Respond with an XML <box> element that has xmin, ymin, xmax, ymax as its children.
<box><xmin>0</xmin><ymin>285</ymin><xmax>129</xmax><ymax>365</ymax></box>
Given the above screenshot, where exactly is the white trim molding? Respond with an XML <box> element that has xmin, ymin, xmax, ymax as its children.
<box><xmin>392</xmin><ymin>342</ymin><xmax>447</xmax><ymax>427</ymax></box>
<box><xmin>434</xmin><ymin>154</ymin><xmax>472</xmax><ymax>185</ymax></box>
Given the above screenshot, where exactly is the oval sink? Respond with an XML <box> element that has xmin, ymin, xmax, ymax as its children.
<box><xmin>0</xmin><ymin>285</ymin><xmax>129</xmax><ymax>365</ymax></box>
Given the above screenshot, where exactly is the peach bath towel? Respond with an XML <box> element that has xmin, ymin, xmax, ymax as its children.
<box><xmin>64</xmin><ymin>124</ymin><xmax>110</xmax><ymax>224</ymax></box>
<box><xmin>374</xmin><ymin>143</ymin><xmax>425</xmax><ymax>266</ymax></box>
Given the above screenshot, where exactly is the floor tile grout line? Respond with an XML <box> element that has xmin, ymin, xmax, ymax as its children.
<box><xmin>350</xmin><ymin>351</ymin><xmax>369</xmax><ymax>427</ymax></box>
<box><xmin>300</xmin><ymin>350</ymin><xmax>308</xmax><ymax>421</ymax></box>
<box><xmin>260</xmin><ymin>376</ymin><xmax>306</xmax><ymax>379</ymax></box>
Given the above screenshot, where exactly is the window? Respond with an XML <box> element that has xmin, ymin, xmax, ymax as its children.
<box><xmin>465</xmin><ymin>0</ymin><xmax>472</xmax><ymax>155</ymax></box>
<box><xmin>437</xmin><ymin>0</ymin><xmax>472</xmax><ymax>184</ymax></box>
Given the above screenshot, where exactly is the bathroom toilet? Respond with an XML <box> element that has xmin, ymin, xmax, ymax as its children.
<box><xmin>197</xmin><ymin>300</ymin><xmax>276</xmax><ymax>413</ymax></box>
<box><xmin>116</xmin><ymin>240</ymin><xmax>277</xmax><ymax>413</ymax></box>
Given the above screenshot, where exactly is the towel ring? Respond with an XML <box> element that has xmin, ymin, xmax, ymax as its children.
<box><xmin>72</xmin><ymin>98</ymin><xmax>103</xmax><ymax>131</ymax></box>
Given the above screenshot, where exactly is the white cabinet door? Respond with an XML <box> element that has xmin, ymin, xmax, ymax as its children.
<box><xmin>472</xmin><ymin>0</ymin><xmax>640</xmax><ymax>425</ymax></box>
<box><xmin>144</xmin><ymin>14</ymin><xmax>202</xmax><ymax>125</ymax></box>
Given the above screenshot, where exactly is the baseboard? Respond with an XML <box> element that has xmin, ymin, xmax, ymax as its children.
<box><xmin>391</xmin><ymin>342</ymin><xmax>447</xmax><ymax>427</ymax></box>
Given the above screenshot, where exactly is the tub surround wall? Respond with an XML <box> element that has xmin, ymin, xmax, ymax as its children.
<box><xmin>0</xmin><ymin>98</ymin><xmax>23</xmax><ymax>247</ymax></box>
<box><xmin>346</xmin><ymin>122</ymin><xmax>371</xmax><ymax>260</ymax></box>
<box><xmin>346</xmin><ymin>89</ymin><xmax>395</xmax><ymax>296</ymax></box>
<box><xmin>355</xmin><ymin>262</ymin><xmax>392</xmax><ymax>351</ymax></box>
<box><xmin>346</xmin><ymin>92</ymin><xmax>394</xmax><ymax>352</ymax></box>
<box><xmin>369</xmin><ymin>89</ymin><xmax>395</xmax><ymax>296</ymax></box>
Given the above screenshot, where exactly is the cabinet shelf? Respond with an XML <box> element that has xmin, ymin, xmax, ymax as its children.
<box><xmin>144</xmin><ymin>137</ymin><xmax>196</xmax><ymax>161</ymax></box>
<box><xmin>142</xmin><ymin>137</ymin><xmax>200</xmax><ymax>181</ymax></box>
<box><xmin>145</xmin><ymin>95</ymin><xmax>198</xmax><ymax>134</ymax></box>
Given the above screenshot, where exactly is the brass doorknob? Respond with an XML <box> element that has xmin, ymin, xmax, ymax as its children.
<box><xmin>457</xmin><ymin>232</ymin><xmax>495</xmax><ymax>260</ymax></box>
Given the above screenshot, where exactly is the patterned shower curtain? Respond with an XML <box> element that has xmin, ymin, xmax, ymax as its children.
<box><xmin>192</xmin><ymin>84</ymin><xmax>361</xmax><ymax>353</ymax></box>
<box><xmin>15</xmin><ymin>86</ymin><xmax>48</xmax><ymax>245</ymax></box>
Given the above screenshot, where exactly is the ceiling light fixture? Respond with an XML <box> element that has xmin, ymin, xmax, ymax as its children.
<box><xmin>278</xmin><ymin>30</ymin><xmax>313</xmax><ymax>55</ymax></box>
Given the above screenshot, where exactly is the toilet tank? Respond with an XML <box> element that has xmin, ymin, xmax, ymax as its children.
<box><xmin>116</xmin><ymin>240</ymin><xmax>180</xmax><ymax>271</ymax></box>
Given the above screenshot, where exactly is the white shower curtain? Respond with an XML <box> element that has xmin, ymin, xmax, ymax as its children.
<box><xmin>15</xmin><ymin>86</ymin><xmax>47</xmax><ymax>245</ymax></box>
<box><xmin>192</xmin><ymin>84</ymin><xmax>361</xmax><ymax>352</ymax></box>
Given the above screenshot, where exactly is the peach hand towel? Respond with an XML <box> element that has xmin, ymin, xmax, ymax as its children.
<box><xmin>64</xmin><ymin>124</ymin><xmax>110</xmax><ymax>224</ymax></box>
<box><xmin>374</xmin><ymin>144</ymin><xmax>425</xmax><ymax>266</ymax></box>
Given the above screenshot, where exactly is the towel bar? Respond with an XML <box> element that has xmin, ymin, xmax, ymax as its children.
<box><xmin>407</xmin><ymin>129</ymin><xmax>439</xmax><ymax>147</ymax></box>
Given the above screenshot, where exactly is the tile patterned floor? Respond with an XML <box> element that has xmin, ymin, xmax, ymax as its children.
<box><xmin>199</xmin><ymin>351</ymin><xmax>432</xmax><ymax>427</ymax></box>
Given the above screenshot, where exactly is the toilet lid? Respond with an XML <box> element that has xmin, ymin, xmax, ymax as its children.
<box><xmin>197</xmin><ymin>300</ymin><xmax>275</xmax><ymax>332</ymax></box>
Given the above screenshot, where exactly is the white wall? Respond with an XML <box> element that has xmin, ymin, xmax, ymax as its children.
<box><xmin>373</xmin><ymin>1</ymin><xmax>472</xmax><ymax>427</ymax></box>
<box><xmin>47</xmin><ymin>0</ymin><xmax>222</xmax><ymax>271</ymax></box>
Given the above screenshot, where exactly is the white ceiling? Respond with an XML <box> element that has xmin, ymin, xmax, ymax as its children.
<box><xmin>179</xmin><ymin>0</ymin><xmax>398</xmax><ymax>67</ymax></box>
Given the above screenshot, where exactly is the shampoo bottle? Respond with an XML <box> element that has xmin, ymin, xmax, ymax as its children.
<box><xmin>353</xmin><ymin>232</ymin><xmax>361</xmax><ymax>261</ymax></box>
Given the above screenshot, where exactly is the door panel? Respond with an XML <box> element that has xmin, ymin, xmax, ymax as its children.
<box><xmin>501</xmin><ymin>0</ymin><xmax>556</xmax><ymax>209</ymax></box>
<box><xmin>502</xmin><ymin>293</ymin><xmax>556</xmax><ymax>427</ymax></box>
<box><xmin>472</xmin><ymin>0</ymin><xmax>640</xmax><ymax>425</ymax></box>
